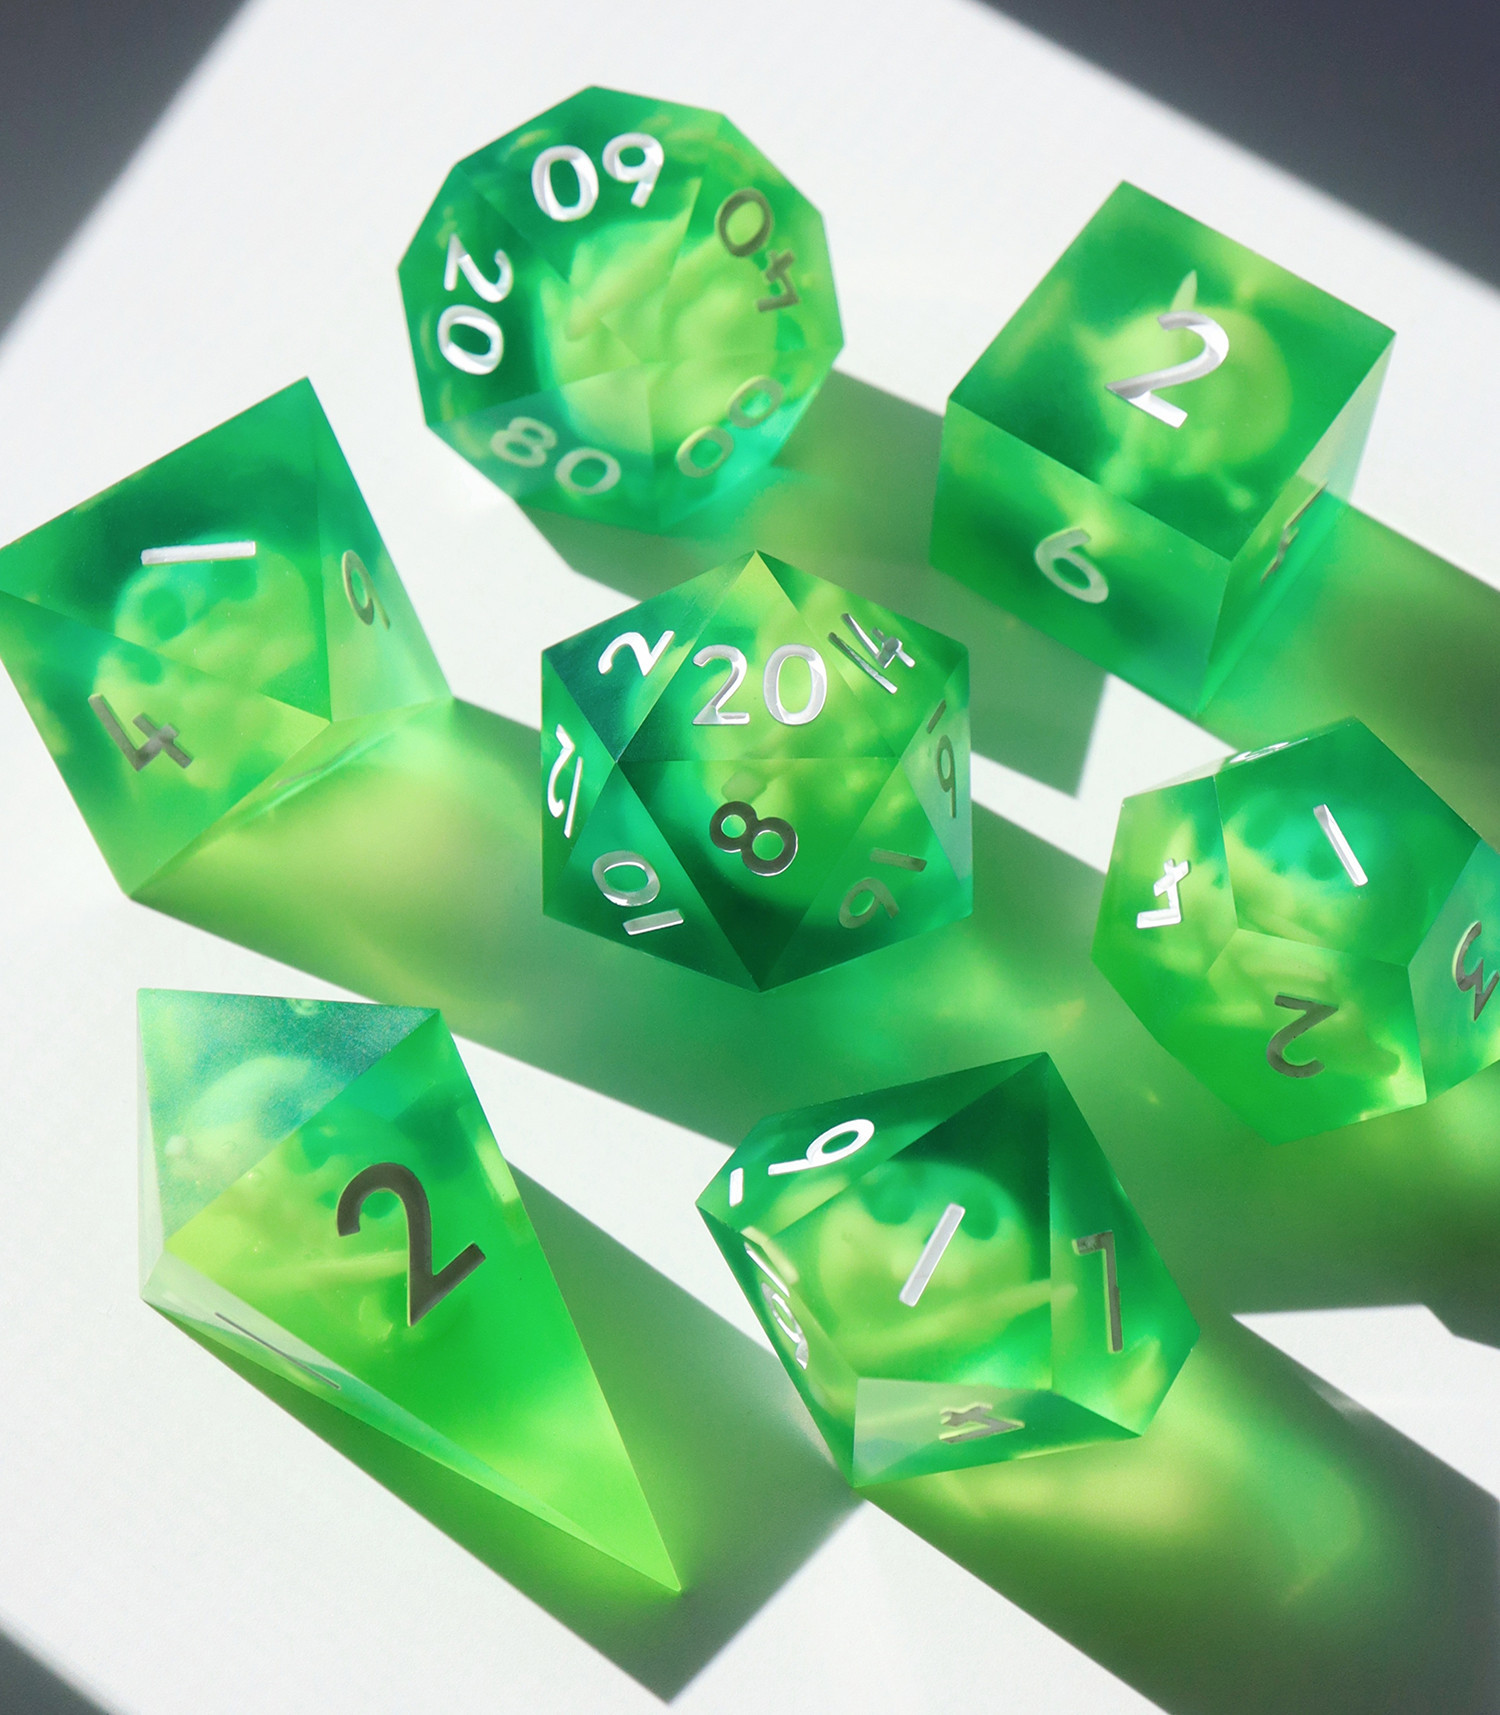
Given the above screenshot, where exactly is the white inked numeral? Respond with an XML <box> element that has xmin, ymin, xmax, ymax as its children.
<box><xmin>1454</xmin><ymin>922</ymin><xmax>1499</xmax><ymax>1021</ymax></box>
<box><xmin>692</xmin><ymin>645</ymin><xmax>751</xmax><ymax>725</ymax></box>
<box><xmin>89</xmin><ymin>694</ymin><xmax>192</xmax><ymax>771</ymax></box>
<box><xmin>598</xmin><ymin>629</ymin><xmax>675</xmax><ymax>677</ymax></box>
<box><xmin>438</xmin><ymin>304</ymin><xmax>502</xmax><ymax>376</ymax></box>
<box><xmin>555</xmin><ymin>446</ymin><xmax>622</xmax><ymax>496</ymax></box>
<box><xmin>939</xmin><ymin>1403</ymin><xmax>1022</xmax><ymax>1442</ymax></box>
<box><xmin>1035</xmin><ymin>527</ymin><xmax>1109</xmax><ymax>604</ymax></box>
<box><xmin>341</xmin><ymin>550</ymin><xmax>389</xmax><ymax>629</ymax></box>
<box><xmin>546</xmin><ymin>724</ymin><xmax>583</xmax><ymax>839</ymax></box>
<box><xmin>140</xmin><ymin>540</ymin><xmax>254</xmax><ymax>566</ymax></box>
<box><xmin>1073</xmin><ymin>1230</ymin><xmax>1123</xmax><ymax>1353</ymax></box>
<box><xmin>1105</xmin><ymin>310</ymin><xmax>1230</xmax><ymax>428</ymax></box>
<box><xmin>676</xmin><ymin>372</ymin><xmax>787</xmax><ymax>481</ymax></box>
<box><xmin>1314</xmin><ymin>804</ymin><xmax>1368</xmax><ymax>887</ymax></box>
<box><xmin>763</xmin><ymin>644</ymin><xmax>827</xmax><ymax>726</ymax></box>
<box><xmin>899</xmin><ymin>1203</ymin><xmax>967</xmax><ymax>1307</ymax></box>
<box><xmin>531</xmin><ymin>144</ymin><xmax>599</xmax><ymax>221</ymax></box>
<box><xmin>676</xmin><ymin>426</ymin><xmax>733</xmax><ymax>478</ymax></box>
<box><xmin>1267</xmin><ymin>995</ymin><xmax>1338</xmax><ymax>1078</ymax></box>
<box><xmin>767</xmin><ymin>1117</ymin><xmax>874</xmax><ymax>1178</ymax></box>
<box><xmin>590</xmin><ymin>849</ymin><xmax>683</xmax><ymax>935</ymax></box>
<box><xmin>443</xmin><ymin>234</ymin><xmax>513</xmax><ymax>304</ymax></box>
<box><xmin>828</xmin><ymin>610</ymin><xmax>914</xmax><ymax>694</ymax></box>
<box><xmin>746</xmin><ymin>1247</ymin><xmax>809</xmax><ymax>1370</ymax></box>
<box><xmin>490</xmin><ymin>417</ymin><xmax>621</xmax><ymax>497</ymax></box>
<box><xmin>1136</xmin><ymin>858</ymin><xmax>1190</xmax><ymax>929</ymax></box>
<box><xmin>602</xmin><ymin>132</ymin><xmax>664</xmax><ymax>206</ymax></box>
<box><xmin>728</xmin><ymin>1167</ymin><xmax>744</xmax><ymax>1207</ymax></box>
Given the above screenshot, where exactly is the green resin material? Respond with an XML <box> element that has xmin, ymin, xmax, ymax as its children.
<box><xmin>0</xmin><ymin>380</ymin><xmax>448</xmax><ymax>894</ymax></box>
<box><xmin>541</xmin><ymin>550</ymin><xmax>970</xmax><ymax>988</ymax></box>
<box><xmin>399</xmin><ymin>86</ymin><xmax>842</xmax><ymax>531</ymax></box>
<box><xmin>139</xmin><ymin>988</ymin><xmax>677</xmax><ymax>1590</ymax></box>
<box><xmin>931</xmin><ymin>182</ymin><xmax>1393</xmax><ymax>714</ymax></box>
<box><xmin>1094</xmin><ymin>718</ymin><xmax>1500</xmax><ymax>1142</ymax></box>
<box><xmin>698</xmin><ymin>1055</ymin><xmax>1197</xmax><ymax>1483</ymax></box>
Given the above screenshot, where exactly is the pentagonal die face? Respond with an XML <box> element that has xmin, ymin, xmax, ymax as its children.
<box><xmin>541</xmin><ymin>551</ymin><xmax>971</xmax><ymax>989</ymax></box>
<box><xmin>400</xmin><ymin>86</ymin><xmax>842</xmax><ymax>531</ymax></box>
<box><xmin>697</xmin><ymin>1057</ymin><xmax>1198</xmax><ymax>1484</ymax></box>
<box><xmin>1094</xmin><ymin>720</ymin><xmax>1500</xmax><ymax>1142</ymax></box>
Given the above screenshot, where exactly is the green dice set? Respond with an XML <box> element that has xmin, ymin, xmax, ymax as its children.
<box><xmin>0</xmin><ymin>79</ymin><xmax>1465</xmax><ymax>1587</ymax></box>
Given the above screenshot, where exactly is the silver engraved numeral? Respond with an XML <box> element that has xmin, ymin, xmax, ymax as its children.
<box><xmin>89</xmin><ymin>694</ymin><xmax>192</xmax><ymax>771</ymax></box>
<box><xmin>1073</xmin><ymin>1230</ymin><xmax>1124</xmax><ymax>1354</ymax></box>
<box><xmin>1137</xmin><ymin>858</ymin><xmax>1190</xmax><ymax>929</ymax></box>
<box><xmin>746</xmin><ymin>1246</ymin><xmax>809</xmax><ymax>1370</ymax></box>
<box><xmin>590</xmin><ymin>850</ymin><xmax>684</xmax><ymax>936</ymax></box>
<box><xmin>546</xmin><ymin>723</ymin><xmax>583</xmax><ymax>839</ymax></box>
<box><xmin>939</xmin><ymin>1403</ymin><xmax>1023</xmax><ymax>1443</ymax></box>
<box><xmin>1105</xmin><ymin>310</ymin><xmax>1230</xmax><ymax>428</ymax></box>
<box><xmin>1314</xmin><ymin>803</ymin><xmax>1368</xmax><ymax>886</ymax></box>
<box><xmin>1267</xmin><ymin>994</ymin><xmax>1338</xmax><ymax>1078</ymax></box>
<box><xmin>599</xmin><ymin>629</ymin><xmax>674</xmax><ymax>677</ymax></box>
<box><xmin>828</xmin><ymin>610</ymin><xmax>914</xmax><ymax>694</ymax></box>
<box><xmin>767</xmin><ymin>1117</ymin><xmax>875</xmax><ymax>1178</ymax></box>
<box><xmin>1454</xmin><ymin>921</ymin><xmax>1499</xmax><ymax>1021</ymax></box>
<box><xmin>899</xmin><ymin>1203</ymin><xmax>966</xmax><ymax>1307</ymax></box>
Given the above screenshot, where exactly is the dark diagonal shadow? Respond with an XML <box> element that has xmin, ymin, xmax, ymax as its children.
<box><xmin>171</xmin><ymin>1168</ymin><xmax>854</xmax><ymax>1701</ymax></box>
<box><xmin>0</xmin><ymin>1632</ymin><xmax>111</xmax><ymax>1715</ymax></box>
<box><xmin>528</xmin><ymin>371</ymin><xmax>1106</xmax><ymax>795</ymax></box>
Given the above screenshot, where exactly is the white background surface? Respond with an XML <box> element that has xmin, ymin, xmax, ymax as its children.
<box><xmin>0</xmin><ymin>1</ymin><xmax>1497</xmax><ymax>1709</ymax></box>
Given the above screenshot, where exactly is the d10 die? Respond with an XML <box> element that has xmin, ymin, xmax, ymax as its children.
<box><xmin>930</xmin><ymin>182</ymin><xmax>1393</xmax><ymax>715</ymax></box>
<box><xmin>541</xmin><ymin>551</ymin><xmax>970</xmax><ymax>989</ymax></box>
<box><xmin>1094</xmin><ymin>719</ymin><xmax>1500</xmax><ymax>1143</ymax></box>
<box><xmin>139</xmin><ymin>989</ymin><xmax>678</xmax><ymax>1589</ymax></box>
<box><xmin>399</xmin><ymin>85</ymin><xmax>842</xmax><ymax>531</ymax></box>
<box><xmin>0</xmin><ymin>380</ymin><xmax>448</xmax><ymax>896</ymax></box>
<box><xmin>698</xmin><ymin>1055</ymin><xmax>1197</xmax><ymax>1484</ymax></box>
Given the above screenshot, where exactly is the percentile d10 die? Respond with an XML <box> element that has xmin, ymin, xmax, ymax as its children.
<box><xmin>697</xmin><ymin>1055</ymin><xmax>1197</xmax><ymax>1484</ymax></box>
<box><xmin>400</xmin><ymin>85</ymin><xmax>843</xmax><ymax>531</ymax></box>
<box><xmin>541</xmin><ymin>551</ymin><xmax>971</xmax><ymax>989</ymax></box>
<box><xmin>139</xmin><ymin>989</ymin><xmax>678</xmax><ymax>1590</ymax></box>
<box><xmin>0</xmin><ymin>380</ymin><xmax>449</xmax><ymax>896</ymax></box>
<box><xmin>1094</xmin><ymin>719</ymin><xmax>1500</xmax><ymax>1142</ymax></box>
<box><xmin>930</xmin><ymin>182</ymin><xmax>1393</xmax><ymax>716</ymax></box>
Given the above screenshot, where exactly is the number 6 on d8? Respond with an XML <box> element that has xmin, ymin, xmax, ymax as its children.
<box><xmin>930</xmin><ymin>181</ymin><xmax>1394</xmax><ymax>716</ymax></box>
<box><xmin>138</xmin><ymin>989</ymin><xmax>678</xmax><ymax>1590</ymax></box>
<box><xmin>540</xmin><ymin>550</ymin><xmax>972</xmax><ymax>989</ymax></box>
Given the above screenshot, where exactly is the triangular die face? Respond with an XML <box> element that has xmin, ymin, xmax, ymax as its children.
<box><xmin>543</xmin><ymin>560</ymin><xmax>738</xmax><ymax>760</ymax></box>
<box><xmin>139</xmin><ymin>989</ymin><xmax>434</xmax><ymax>1239</ymax></box>
<box><xmin>621</xmin><ymin>755</ymin><xmax>890</xmax><ymax>986</ymax></box>
<box><xmin>310</xmin><ymin>398</ymin><xmax>447</xmax><ymax>724</ymax></box>
<box><xmin>624</xmin><ymin>554</ymin><xmax>889</xmax><ymax>762</ymax></box>
<box><xmin>151</xmin><ymin>1009</ymin><xmax>678</xmax><ymax>1589</ymax></box>
<box><xmin>0</xmin><ymin>380</ymin><xmax>331</xmax><ymax>718</ymax></box>
<box><xmin>0</xmin><ymin>593</ymin><xmax>327</xmax><ymax>896</ymax></box>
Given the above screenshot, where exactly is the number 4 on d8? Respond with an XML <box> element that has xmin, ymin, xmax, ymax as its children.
<box><xmin>541</xmin><ymin>550</ymin><xmax>972</xmax><ymax>990</ymax></box>
<box><xmin>139</xmin><ymin>990</ymin><xmax>679</xmax><ymax>1590</ymax></box>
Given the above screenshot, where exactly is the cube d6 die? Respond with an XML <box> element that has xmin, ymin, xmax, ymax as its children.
<box><xmin>541</xmin><ymin>551</ymin><xmax>970</xmax><ymax>989</ymax></box>
<box><xmin>931</xmin><ymin>183</ymin><xmax>1393</xmax><ymax>715</ymax></box>
<box><xmin>1094</xmin><ymin>719</ymin><xmax>1500</xmax><ymax>1142</ymax></box>
<box><xmin>697</xmin><ymin>1056</ymin><xmax>1197</xmax><ymax>1484</ymax></box>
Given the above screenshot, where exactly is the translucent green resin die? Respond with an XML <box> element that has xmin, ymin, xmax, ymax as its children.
<box><xmin>0</xmin><ymin>381</ymin><xmax>448</xmax><ymax>896</ymax></box>
<box><xmin>541</xmin><ymin>550</ymin><xmax>970</xmax><ymax>989</ymax></box>
<box><xmin>697</xmin><ymin>1055</ymin><xmax>1197</xmax><ymax>1484</ymax></box>
<box><xmin>399</xmin><ymin>86</ymin><xmax>842</xmax><ymax>531</ymax></box>
<box><xmin>930</xmin><ymin>183</ymin><xmax>1393</xmax><ymax>715</ymax></box>
<box><xmin>139</xmin><ymin>989</ymin><xmax>677</xmax><ymax>1589</ymax></box>
<box><xmin>1094</xmin><ymin>719</ymin><xmax>1500</xmax><ymax>1142</ymax></box>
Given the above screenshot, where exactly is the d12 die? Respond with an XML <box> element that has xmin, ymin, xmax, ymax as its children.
<box><xmin>698</xmin><ymin>1055</ymin><xmax>1197</xmax><ymax>1484</ymax></box>
<box><xmin>1093</xmin><ymin>719</ymin><xmax>1500</xmax><ymax>1143</ymax></box>
<box><xmin>0</xmin><ymin>380</ymin><xmax>448</xmax><ymax>896</ymax></box>
<box><xmin>139</xmin><ymin>989</ymin><xmax>678</xmax><ymax>1589</ymax></box>
<box><xmin>541</xmin><ymin>551</ymin><xmax>970</xmax><ymax>989</ymax></box>
<box><xmin>930</xmin><ymin>182</ymin><xmax>1393</xmax><ymax>715</ymax></box>
<box><xmin>399</xmin><ymin>85</ymin><xmax>842</xmax><ymax>531</ymax></box>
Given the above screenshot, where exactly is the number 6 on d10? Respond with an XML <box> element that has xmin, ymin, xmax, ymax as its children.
<box><xmin>541</xmin><ymin>550</ymin><xmax>972</xmax><ymax>990</ymax></box>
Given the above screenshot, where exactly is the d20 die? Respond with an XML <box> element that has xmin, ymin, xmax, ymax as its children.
<box><xmin>541</xmin><ymin>550</ymin><xmax>970</xmax><ymax>989</ymax></box>
<box><xmin>698</xmin><ymin>1055</ymin><xmax>1196</xmax><ymax>1484</ymax></box>
<box><xmin>930</xmin><ymin>182</ymin><xmax>1393</xmax><ymax>715</ymax></box>
<box><xmin>139</xmin><ymin>989</ymin><xmax>678</xmax><ymax>1589</ymax></box>
<box><xmin>1094</xmin><ymin>719</ymin><xmax>1500</xmax><ymax>1143</ymax></box>
<box><xmin>400</xmin><ymin>85</ymin><xmax>842</xmax><ymax>531</ymax></box>
<box><xmin>0</xmin><ymin>380</ymin><xmax>448</xmax><ymax>896</ymax></box>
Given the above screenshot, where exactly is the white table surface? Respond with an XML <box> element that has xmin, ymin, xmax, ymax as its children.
<box><xmin>0</xmin><ymin>1</ymin><xmax>1497</xmax><ymax>1709</ymax></box>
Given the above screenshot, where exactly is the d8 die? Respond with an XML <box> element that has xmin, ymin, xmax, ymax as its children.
<box><xmin>0</xmin><ymin>380</ymin><xmax>447</xmax><ymax>896</ymax></box>
<box><xmin>140</xmin><ymin>989</ymin><xmax>677</xmax><ymax>1588</ymax></box>
<box><xmin>930</xmin><ymin>183</ymin><xmax>1393</xmax><ymax>715</ymax></box>
<box><xmin>541</xmin><ymin>551</ymin><xmax>970</xmax><ymax>989</ymax></box>
<box><xmin>400</xmin><ymin>86</ymin><xmax>842</xmax><ymax>531</ymax></box>
<box><xmin>1094</xmin><ymin>719</ymin><xmax>1500</xmax><ymax>1142</ymax></box>
<box><xmin>697</xmin><ymin>1055</ymin><xmax>1197</xmax><ymax>1484</ymax></box>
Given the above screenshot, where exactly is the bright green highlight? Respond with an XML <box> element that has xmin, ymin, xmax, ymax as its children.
<box><xmin>139</xmin><ymin>989</ymin><xmax>677</xmax><ymax>1590</ymax></box>
<box><xmin>542</xmin><ymin>550</ymin><xmax>970</xmax><ymax>988</ymax></box>
<box><xmin>0</xmin><ymin>380</ymin><xmax>448</xmax><ymax>893</ymax></box>
<box><xmin>931</xmin><ymin>182</ymin><xmax>1393</xmax><ymax>714</ymax></box>
<box><xmin>698</xmin><ymin>1055</ymin><xmax>1197</xmax><ymax>1484</ymax></box>
<box><xmin>1094</xmin><ymin>718</ymin><xmax>1500</xmax><ymax>1142</ymax></box>
<box><xmin>399</xmin><ymin>85</ymin><xmax>842</xmax><ymax>530</ymax></box>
